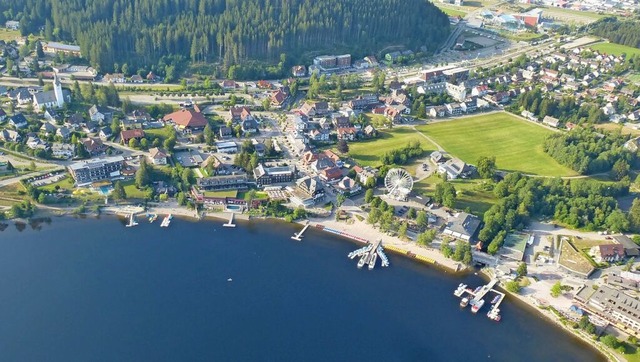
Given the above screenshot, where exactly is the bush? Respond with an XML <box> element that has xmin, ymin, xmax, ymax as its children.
<box><xmin>505</xmin><ymin>280</ymin><xmax>521</xmax><ymax>293</ymax></box>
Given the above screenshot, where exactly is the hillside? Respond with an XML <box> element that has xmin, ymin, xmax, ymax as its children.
<box><xmin>589</xmin><ymin>18</ymin><xmax>640</xmax><ymax>49</ymax></box>
<box><xmin>0</xmin><ymin>0</ymin><xmax>450</xmax><ymax>75</ymax></box>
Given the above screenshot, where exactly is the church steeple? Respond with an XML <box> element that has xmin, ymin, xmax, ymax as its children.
<box><xmin>53</xmin><ymin>72</ymin><xmax>64</xmax><ymax>108</ymax></box>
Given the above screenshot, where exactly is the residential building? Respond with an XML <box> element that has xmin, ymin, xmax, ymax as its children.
<box><xmin>229</xmin><ymin>106</ymin><xmax>252</xmax><ymax>122</ymax></box>
<box><xmin>98</xmin><ymin>127</ymin><xmax>113</xmax><ymax>141</ymax></box>
<box><xmin>292</xmin><ymin>65</ymin><xmax>306</xmax><ymax>77</ymax></box>
<box><xmin>0</xmin><ymin>129</ymin><xmax>21</xmax><ymax>142</ymax></box>
<box><xmin>219</xmin><ymin>126</ymin><xmax>233</xmax><ymax>139</ymax></box>
<box><xmin>353</xmin><ymin>165</ymin><xmax>378</xmax><ymax>184</ymax></box>
<box><xmin>148</xmin><ymin>147</ymin><xmax>169</xmax><ymax>165</ymax></box>
<box><xmin>336</xmin><ymin>176</ymin><xmax>361</xmax><ymax>194</ymax></box>
<box><xmin>253</xmin><ymin>163</ymin><xmax>296</xmax><ymax>187</ymax></box>
<box><xmin>67</xmin><ymin>156</ymin><xmax>125</xmax><ymax>186</ymax></box>
<box><xmin>590</xmin><ymin>244</ymin><xmax>625</xmax><ymax>263</ymax></box>
<box><xmin>163</xmin><ymin>106</ymin><xmax>207</xmax><ymax>132</ymax></box>
<box><xmin>543</xmin><ymin>115</ymin><xmax>560</xmax><ymax>128</ymax></box>
<box><xmin>9</xmin><ymin>113</ymin><xmax>28</xmax><ymax>129</ymax></box>
<box><xmin>121</xmin><ymin>129</ymin><xmax>145</xmax><ymax>144</ymax></box>
<box><xmin>51</xmin><ymin>143</ymin><xmax>75</xmax><ymax>159</ymax></box>
<box><xmin>104</xmin><ymin>73</ymin><xmax>126</xmax><ymax>83</ymax></box>
<box><xmin>337</xmin><ymin>127</ymin><xmax>357</xmax><ymax>141</ymax></box>
<box><xmin>241</xmin><ymin>118</ymin><xmax>259</xmax><ymax>134</ymax></box>
<box><xmin>319</xmin><ymin>166</ymin><xmax>343</xmax><ymax>182</ymax></box>
<box><xmin>438</xmin><ymin>158</ymin><xmax>470</xmax><ymax>179</ymax></box>
<box><xmin>81</xmin><ymin>137</ymin><xmax>107</xmax><ymax>156</ymax></box>
<box><xmin>89</xmin><ymin>105</ymin><xmax>111</xmax><ymax>123</ymax></box>
<box><xmin>613</xmin><ymin>235</ymin><xmax>640</xmax><ymax>257</ymax></box>
<box><xmin>348</xmin><ymin>94</ymin><xmax>379</xmax><ymax>109</ymax></box>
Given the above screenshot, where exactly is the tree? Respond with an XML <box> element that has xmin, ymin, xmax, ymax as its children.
<box><xmin>407</xmin><ymin>207</ymin><xmax>417</xmax><ymax>219</ymax></box>
<box><xmin>337</xmin><ymin>139</ymin><xmax>349</xmax><ymax>154</ymax></box>
<box><xmin>262</xmin><ymin>98</ymin><xmax>271</xmax><ymax>111</ymax></box>
<box><xmin>440</xmin><ymin>240</ymin><xmax>453</xmax><ymax>258</ymax></box>
<box><xmin>112</xmin><ymin>181</ymin><xmax>127</xmax><ymax>200</ymax></box>
<box><xmin>416</xmin><ymin>229</ymin><xmax>437</xmax><ymax>245</ymax></box>
<box><xmin>505</xmin><ymin>281</ymin><xmax>521</xmax><ymax>293</ymax></box>
<box><xmin>204</xmin><ymin>124</ymin><xmax>215</xmax><ymax>146</ymax></box>
<box><xmin>516</xmin><ymin>262</ymin><xmax>528</xmax><ymax>277</ymax></box>
<box><xmin>367</xmin><ymin>208</ymin><xmax>382</xmax><ymax>224</ymax></box>
<box><xmin>29</xmin><ymin>161</ymin><xmax>36</xmax><ymax>171</ymax></box>
<box><xmin>364</xmin><ymin>188</ymin><xmax>374</xmax><ymax>203</ymax></box>
<box><xmin>416</xmin><ymin>211</ymin><xmax>429</xmax><ymax>229</ymax></box>
<box><xmin>135</xmin><ymin>160</ymin><xmax>150</xmax><ymax>188</ymax></box>
<box><xmin>336</xmin><ymin>193</ymin><xmax>346</xmax><ymax>207</ymax></box>
<box><xmin>365</xmin><ymin>176</ymin><xmax>376</xmax><ymax>189</ymax></box>
<box><xmin>605</xmin><ymin>209</ymin><xmax>630</xmax><ymax>233</ymax></box>
<box><xmin>611</xmin><ymin>159</ymin><xmax>630</xmax><ymax>181</ymax></box>
<box><xmin>630</xmin><ymin>198</ymin><xmax>640</xmax><ymax>232</ymax></box>
<box><xmin>140</xmin><ymin>138</ymin><xmax>149</xmax><ymax>150</ymax></box>
<box><xmin>476</xmin><ymin>156</ymin><xmax>497</xmax><ymax>179</ymax></box>
<box><xmin>110</xmin><ymin>118</ymin><xmax>120</xmax><ymax>137</ymax></box>
<box><xmin>129</xmin><ymin>138</ymin><xmax>139</xmax><ymax>149</ymax></box>
<box><xmin>600</xmin><ymin>335</ymin><xmax>620</xmax><ymax>350</ymax></box>
<box><xmin>398</xmin><ymin>222</ymin><xmax>408</xmax><ymax>239</ymax></box>
<box><xmin>550</xmin><ymin>281</ymin><xmax>562</xmax><ymax>297</ymax></box>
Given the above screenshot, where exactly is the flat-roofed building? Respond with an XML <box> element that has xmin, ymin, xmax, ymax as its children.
<box><xmin>574</xmin><ymin>284</ymin><xmax>640</xmax><ymax>335</ymax></box>
<box><xmin>197</xmin><ymin>174</ymin><xmax>248</xmax><ymax>191</ymax></box>
<box><xmin>67</xmin><ymin>156</ymin><xmax>124</xmax><ymax>186</ymax></box>
<box><xmin>253</xmin><ymin>163</ymin><xmax>296</xmax><ymax>187</ymax></box>
<box><xmin>216</xmin><ymin>141</ymin><xmax>238</xmax><ymax>154</ymax></box>
<box><xmin>42</xmin><ymin>42</ymin><xmax>82</xmax><ymax>56</ymax></box>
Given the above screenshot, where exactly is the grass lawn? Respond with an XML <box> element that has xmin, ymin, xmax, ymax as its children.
<box><xmin>144</xmin><ymin>126</ymin><xmax>175</xmax><ymax>142</ymax></box>
<box><xmin>596</xmin><ymin>122</ymin><xmax>640</xmax><ymax>137</ymax></box>
<box><xmin>591</xmin><ymin>42</ymin><xmax>640</xmax><ymax>57</ymax></box>
<box><xmin>415</xmin><ymin>112</ymin><xmax>576</xmax><ymax>176</ymax></box>
<box><xmin>435</xmin><ymin>5</ymin><xmax>467</xmax><ymax>17</ymax></box>
<box><xmin>628</xmin><ymin>73</ymin><xmax>640</xmax><ymax>85</ymax></box>
<box><xmin>343</xmin><ymin>128</ymin><xmax>436</xmax><ymax>167</ymax></box>
<box><xmin>541</xmin><ymin>6</ymin><xmax>605</xmax><ymax>23</ymax></box>
<box><xmin>38</xmin><ymin>176</ymin><xmax>74</xmax><ymax>192</ymax></box>
<box><xmin>0</xmin><ymin>29</ymin><xmax>21</xmax><ymax>42</ymax></box>
<box><xmin>500</xmin><ymin>31</ymin><xmax>546</xmax><ymax>42</ymax></box>
<box><xmin>121</xmin><ymin>180</ymin><xmax>148</xmax><ymax>199</ymax></box>
<box><xmin>203</xmin><ymin>190</ymin><xmax>238</xmax><ymax>198</ymax></box>
<box><xmin>414</xmin><ymin>174</ymin><xmax>497</xmax><ymax>217</ymax></box>
<box><xmin>237</xmin><ymin>191</ymin><xmax>268</xmax><ymax>200</ymax></box>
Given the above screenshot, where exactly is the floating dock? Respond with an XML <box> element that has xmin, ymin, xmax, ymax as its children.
<box><xmin>223</xmin><ymin>212</ymin><xmax>236</xmax><ymax>228</ymax></box>
<box><xmin>453</xmin><ymin>279</ymin><xmax>503</xmax><ymax>320</ymax></box>
<box><xmin>349</xmin><ymin>239</ymin><xmax>389</xmax><ymax>270</ymax></box>
<box><xmin>291</xmin><ymin>222</ymin><xmax>310</xmax><ymax>241</ymax></box>
<box><xmin>160</xmin><ymin>214</ymin><xmax>173</xmax><ymax>227</ymax></box>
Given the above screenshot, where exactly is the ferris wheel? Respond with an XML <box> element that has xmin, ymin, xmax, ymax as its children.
<box><xmin>384</xmin><ymin>168</ymin><xmax>413</xmax><ymax>200</ymax></box>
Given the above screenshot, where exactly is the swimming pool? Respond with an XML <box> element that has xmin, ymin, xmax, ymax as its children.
<box><xmin>226</xmin><ymin>204</ymin><xmax>242</xmax><ymax>211</ymax></box>
<box><xmin>99</xmin><ymin>186</ymin><xmax>112</xmax><ymax>195</ymax></box>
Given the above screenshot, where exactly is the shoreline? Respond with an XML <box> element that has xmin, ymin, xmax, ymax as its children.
<box><xmin>16</xmin><ymin>206</ymin><xmax>614</xmax><ymax>360</ymax></box>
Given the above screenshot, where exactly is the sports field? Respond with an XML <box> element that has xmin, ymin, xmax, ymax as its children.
<box><xmin>342</xmin><ymin>128</ymin><xmax>436</xmax><ymax>167</ymax></box>
<box><xmin>590</xmin><ymin>42</ymin><xmax>640</xmax><ymax>57</ymax></box>
<box><xmin>416</xmin><ymin>112</ymin><xmax>576</xmax><ymax>176</ymax></box>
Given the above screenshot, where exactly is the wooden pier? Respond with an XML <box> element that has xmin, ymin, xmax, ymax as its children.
<box><xmin>223</xmin><ymin>212</ymin><xmax>236</xmax><ymax>228</ymax></box>
<box><xmin>291</xmin><ymin>222</ymin><xmax>310</xmax><ymax>241</ymax></box>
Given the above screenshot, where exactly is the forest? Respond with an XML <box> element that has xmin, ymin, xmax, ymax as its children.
<box><xmin>543</xmin><ymin>127</ymin><xmax>635</xmax><ymax>175</ymax></box>
<box><xmin>0</xmin><ymin>0</ymin><xmax>450</xmax><ymax>77</ymax></box>
<box><xmin>590</xmin><ymin>18</ymin><xmax>640</xmax><ymax>49</ymax></box>
<box><xmin>479</xmin><ymin>173</ymin><xmax>631</xmax><ymax>254</ymax></box>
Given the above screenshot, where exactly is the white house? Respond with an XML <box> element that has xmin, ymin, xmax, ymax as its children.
<box><xmin>33</xmin><ymin>74</ymin><xmax>67</xmax><ymax>109</ymax></box>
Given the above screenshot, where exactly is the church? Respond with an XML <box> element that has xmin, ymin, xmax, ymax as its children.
<box><xmin>33</xmin><ymin>74</ymin><xmax>70</xmax><ymax>110</ymax></box>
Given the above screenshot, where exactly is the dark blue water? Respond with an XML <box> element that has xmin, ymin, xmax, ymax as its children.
<box><xmin>0</xmin><ymin>216</ymin><xmax>602</xmax><ymax>361</ymax></box>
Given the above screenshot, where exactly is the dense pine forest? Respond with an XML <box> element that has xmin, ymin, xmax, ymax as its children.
<box><xmin>590</xmin><ymin>18</ymin><xmax>640</xmax><ymax>49</ymax></box>
<box><xmin>0</xmin><ymin>0</ymin><xmax>450</xmax><ymax>76</ymax></box>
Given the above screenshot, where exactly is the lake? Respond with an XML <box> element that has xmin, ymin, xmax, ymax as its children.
<box><xmin>0</xmin><ymin>216</ymin><xmax>603</xmax><ymax>361</ymax></box>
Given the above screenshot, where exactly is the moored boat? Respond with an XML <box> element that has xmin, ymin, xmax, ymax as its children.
<box><xmin>460</xmin><ymin>297</ymin><xmax>469</xmax><ymax>308</ymax></box>
<box><xmin>491</xmin><ymin>295</ymin><xmax>500</xmax><ymax>304</ymax></box>
<box><xmin>471</xmin><ymin>299</ymin><xmax>485</xmax><ymax>313</ymax></box>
